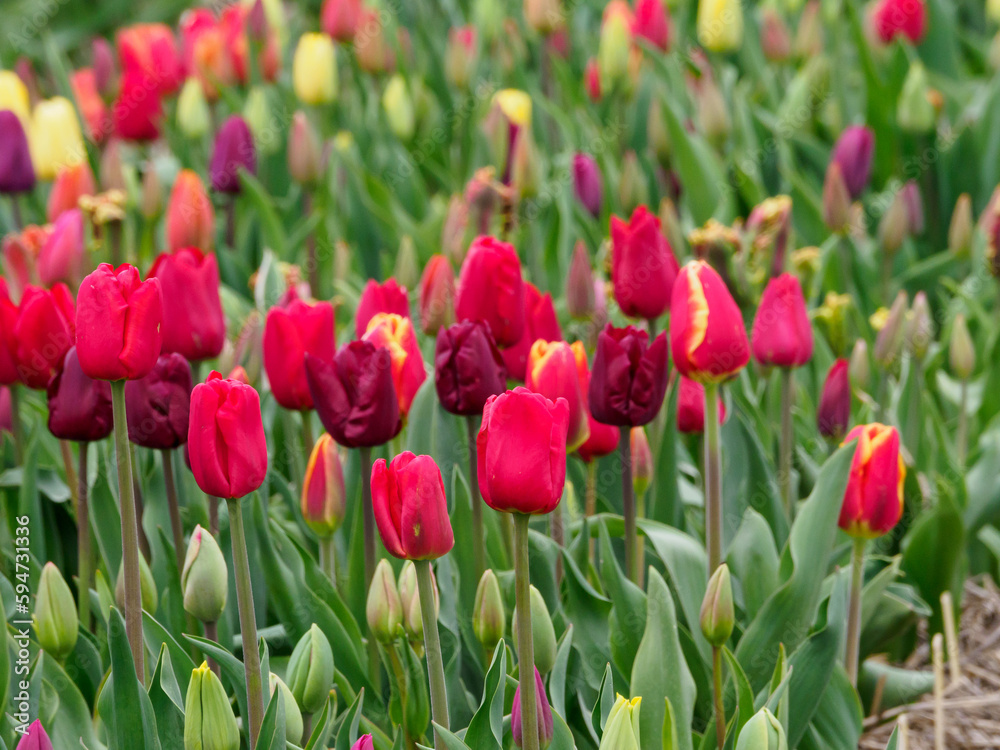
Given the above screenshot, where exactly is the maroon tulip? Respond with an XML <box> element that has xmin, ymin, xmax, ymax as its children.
<box><xmin>610</xmin><ymin>205</ymin><xmax>679</xmax><ymax>321</ymax></box>
<box><xmin>148</xmin><ymin>248</ymin><xmax>226</xmax><ymax>362</ymax></box>
<box><xmin>355</xmin><ymin>277</ymin><xmax>409</xmax><ymax>338</ymax></box>
<box><xmin>188</xmin><ymin>371</ymin><xmax>268</xmax><ymax>499</ymax></box>
<box><xmin>16</xmin><ymin>720</ymin><xmax>53</xmax><ymax>750</ymax></box>
<box><xmin>589</xmin><ymin>324</ymin><xmax>669</xmax><ymax>427</ymax></box>
<box><xmin>125</xmin><ymin>353</ymin><xmax>192</xmax><ymax>449</ymax></box>
<box><xmin>751</xmin><ymin>273</ymin><xmax>813</xmax><ymax>369</ymax></box>
<box><xmin>372</xmin><ymin>452</ymin><xmax>455</xmax><ymax>560</ymax></box>
<box><xmin>434</xmin><ymin>320</ymin><xmax>507</xmax><ymax>416</ymax></box>
<box><xmin>38</xmin><ymin>209</ymin><xmax>85</xmax><ymax>289</ymax></box>
<box><xmin>512</xmin><ymin>667</ymin><xmax>554</xmax><ymax>749</ymax></box>
<box><xmin>47</xmin><ymin>346</ymin><xmax>114</xmax><ymax>442</ymax></box>
<box><xmin>14</xmin><ymin>284</ymin><xmax>76</xmax><ymax>390</ymax></box>
<box><xmin>264</xmin><ymin>297</ymin><xmax>336</xmax><ymax>411</ymax></box>
<box><xmin>92</xmin><ymin>37</ymin><xmax>116</xmax><ymax>95</ymax></box>
<box><xmin>573</xmin><ymin>153</ymin><xmax>603</xmax><ymax>217</ymax></box>
<box><xmin>818</xmin><ymin>358</ymin><xmax>850</xmax><ymax>441</ymax></box>
<box><xmin>76</xmin><ymin>263</ymin><xmax>162</xmax><ymax>381</ymax></box>
<box><xmin>210</xmin><ymin>115</ymin><xmax>256</xmax><ymax>194</ymax></box>
<box><xmin>573</xmin><ymin>341</ymin><xmax>620</xmax><ymax>463</ymax></box>
<box><xmin>829</xmin><ymin>126</ymin><xmax>874</xmax><ymax>199</ymax></box>
<box><xmin>0</xmin><ymin>279</ymin><xmax>19</xmax><ymax>385</ymax></box>
<box><xmin>0</xmin><ymin>110</ymin><xmax>36</xmax><ymax>194</ymax></box>
<box><xmin>305</xmin><ymin>341</ymin><xmax>402</xmax><ymax>448</ymax></box>
<box><xmin>455</xmin><ymin>235</ymin><xmax>525</xmax><ymax>347</ymax></box>
<box><xmin>502</xmin><ymin>282</ymin><xmax>561</xmax><ymax>381</ymax></box>
<box><xmin>676</xmin><ymin>376</ymin><xmax>725</xmax><ymax>434</ymax></box>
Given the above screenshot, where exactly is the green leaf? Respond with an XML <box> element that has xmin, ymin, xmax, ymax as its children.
<box><xmin>662</xmin><ymin>697</ymin><xmax>680</xmax><ymax>750</ymax></box>
<box><xmin>549</xmin><ymin>625</ymin><xmax>574</xmax><ymax>720</ymax></box>
<box><xmin>259</xmin><ymin>686</ymin><xmax>287</xmax><ymax>750</ymax></box>
<box><xmin>858</xmin><ymin>662</ymin><xmax>934</xmax><ymax>715</ymax></box>
<box><xmin>239</xmin><ymin>172</ymin><xmax>287</xmax><ymax>256</ymax></box>
<box><xmin>725</xmin><ymin>509</ymin><xmax>780</xmax><ymax>621</ymax></box>
<box><xmin>723</xmin><ymin>648</ymin><xmax>755</xmax><ymax>740</ymax></box>
<box><xmin>901</xmin><ymin>499</ymin><xmax>965</xmax><ymax>633</ymax></box>
<box><xmin>591</xmin><ymin>664</ymin><xmax>615</xmax><ymax>738</ymax></box>
<box><xmin>305</xmin><ymin>697</ymin><xmax>337</xmax><ymax>750</ymax></box>
<box><xmin>598</xmin><ymin>523</ymin><xmax>647</xmax><ymax>678</ymax></box>
<box><xmin>464</xmin><ymin>639</ymin><xmax>507</xmax><ymax>750</ymax></box>
<box><xmin>107</xmin><ymin>608</ymin><xmax>160</xmax><ymax>750</ymax></box>
<box><xmin>334</xmin><ymin>689</ymin><xmax>366</xmax><ymax>750</ymax></box>
<box><xmin>147</xmin><ymin>646</ymin><xmax>185</xmax><ymax>749</ymax></box>
<box><xmin>35</xmin><ymin>652</ymin><xmax>106</xmax><ymax>750</ymax></box>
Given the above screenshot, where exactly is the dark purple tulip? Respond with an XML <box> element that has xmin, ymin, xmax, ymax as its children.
<box><xmin>210</xmin><ymin>115</ymin><xmax>257</xmax><ymax>194</ymax></box>
<box><xmin>0</xmin><ymin>111</ymin><xmax>36</xmax><ymax>194</ymax></box>
<box><xmin>573</xmin><ymin>153</ymin><xmax>603</xmax><ymax>217</ymax></box>
<box><xmin>16</xmin><ymin>720</ymin><xmax>53</xmax><ymax>750</ymax></box>
<box><xmin>817</xmin><ymin>358</ymin><xmax>850</xmax><ymax>441</ymax></box>
<box><xmin>305</xmin><ymin>341</ymin><xmax>402</xmax><ymax>448</ymax></box>
<box><xmin>589</xmin><ymin>324</ymin><xmax>669</xmax><ymax>427</ymax></box>
<box><xmin>47</xmin><ymin>347</ymin><xmax>114</xmax><ymax>442</ymax></box>
<box><xmin>434</xmin><ymin>320</ymin><xmax>507</xmax><ymax>416</ymax></box>
<box><xmin>829</xmin><ymin>125</ymin><xmax>874</xmax><ymax>199</ymax></box>
<box><xmin>125</xmin><ymin>353</ymin><xmax>193</xmax><ymax>449</ymax></box>
<box><xmin>511</xmin><ymin>667</ymin><xmax>554</xmax><ymax>749</ymax></box>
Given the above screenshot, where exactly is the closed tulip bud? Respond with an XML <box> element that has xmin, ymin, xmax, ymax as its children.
<box><xmin>760</xmin><ymin>8</ymin><xmax>791</xmax><ymax>61</ymax></box>
<box><xmin>872</xmin><ymin>0</ymin><xmax>926</xmax><ymax>44</ymax></box>
<box><xmin>148</xmin><ymin>248</ymin><xmax>225</xmax><ymax>362</ymax></box>
<box><xmin>367</xmin><ymin>558</ymin><xmax>403</xmax><ymax>643</ymax></box>
<box><xmin>512</xmin><ymin>585</ymin><xmax>558</xmax><ymax>674</ymax></box>
<box><xmin>830</xmin><ymin>126</ymin><xmax>874</xmax><ymax>200</ymax></box>
<box><xmin>0</xmin><ymin>70</ymin><xmax>31</xmax><ymax>125</ymax></box>
<box><xmin>177</xmin><ymin>78</ymin><xmax>211</xmax><ymax>138</ymax></box>
<box><xmin>181</xmin><ymin>525</ymin><xmax>228</xmax><ymax>623</ymax></box>
<box><xmin>948</xmin><ymin>193</ymin><xmax>973</xmax><ymax>257</ymax></box>
<box><xmin>512</xmin><ymin>666</ymin><xmax>554</xmax><ymax>749</ymax></box>
<box><xmin>372</xmin><ymin>452</ymin><xmax>454</xmax><ymax>560</ymax></box>
<box><xmin>125</xmin><ymin>354</ymin><xmax>193</xmax><ymax>449</ymax></box>
<box><xmin>288</xmin><ymin>624</ymin><xmax>335</xmax><ymax>714</ymax></box>
<box><xmin>736</xmin><ymin>708</ymin><xmax>787</xmax><ymax>750</ymax></box>
<box><xmin>434</xmin><ymin>320</ymin><xmax>507</xmax><ymax>415</ymax></box>
<box><xmin>455</xmin><ymin>235</ymin><xmax>526</xmax><ymax>347</ymax></box>
<box><xmin>30</xmin><ymin>97</ymin><xmax>86</xmax><ymax>181</ymax></box>
<box><xmin>0</xmin><ymin>111</ymin><xmax>35</xmax><ymax>194</ymax></box>
<box><xmin>117</xmin><ymin>23</ymin><xmax>183</xmax><ymax>96</ymax></box>
<box><xmin>243</xmin><ymin>87</ymin><xmax>277</xmax><ymax>155</ymax></box>
<box><xmin>905</xmin><ymin>291</ymin><xmax>932</xmax><ymax>361</ymax></box>
<box><xmin>264</xmin><ymin>298</ymin><xmax>337</xmax><ymax>411</ymax></box>
<box><xmin>269</xmin><ymin>673</ymin><xmax>304</xmax><ymax>745</ymax></box>
<box><xmin>589</xmin><ymin>324</ymin><xmax>669</xmax><ymax>426</ymax></box>
<box><xmin>793</xmin><ymin>1</ymin><xmax>822</xmax><ymax>57</ymax></box>
<box><xmin>633</xmin><ymin>0</ymin><xmax>671</xmax><ymax>50</ymax></box>
<box><xmin>16</xmin><ymin>720</ymin><xmax>53</xmax><ymax>750</ymax></box>
<box><xmin>751</xmin><ymin>273</ymin><xmax>813</xmax><ymax>369</ymax></box>
<box><xmin>322</xmin><ymin>0</ymin><xmax>362</xmax><ymax>41</ymax></box>
<box><xmin>362</xmin><ymin>313</ymin><xmax>426</xmax><ymax>416</ymax></box>
<box><xmin>618</xmin><ymin>151</ymin><xmax>648</xmax><ymax>216</ymax></box>
<box><xmin>991</xmin><ymin>0</ymin><xmax>1000</xmax><ymax>22</ymax></box>
<box><xmin>848</xmin><ymin>339</ymin><xmax>870</xmax><ymax>392</ymax></box>
<box><xmin>566</xmin><ymin>242</ymin><xmax>596</xmax><ymax>320</ymax></box>
<box><xmin>478</xmin><ymin>387</ymin><xmax>569</xmax><ymax>515</ymax></box>
<box><xmin>585</xmin><ymin>58</ymin><xmax>602</xmax><ymax>101</ymax></box>
<box><xmin>355</xmin><ymin>8</ymin><xmax>395</xmax><ymax>74</ymax></box>
<box><xmin>91</xmin><ymin>37</ymin><xmax>115</xmax><ymax>95</ymax></box>
<box><xmin>472</xmin><ymin>569</ymin><xmax>505</xmax><ymax>651</ymax></box>
<box><xmin>293</xmin><ymin>33</ymin><xmax>338</xmax><ymax>105</ymax></box>
<box><xmin>396</xmin><ymin>559</ymin><xmax>435</xmax><ymax>641</ymax></box>
<box><xmin>676</xmin><ymin>376</ymin><xmax>726</xmax><ymax>434</ymax></box>
<box><xmin>14</xmin><ymin>284</ymin><xmax>76</xmax><ymax>390</ymax></box>
<box><xmin>166</xmin><ymin>170</ymin><xmax>215</xmax><ymax>253</ymax></box>
<box><xmin>503</xmin><ymin>282</ymin><xmax>561</xmax><ymax>381</ymax></box>
<box><xmin>949</xmin><ymin>314</ymin><xmax>974</xmax><ymax>380</ymax></box>
<box><xmin>611</xmin><ymin>205</ymin><xmax>679</xmax><ymax>321</ymax></box>
<box><xmin>599</xmin><ymin>696</ymin><xmax>641</xmax><ymax>750</ymax></box>
<box><xmin>694</xmin><ymin>75</ymin><xmax>731</xmax><ymax>147</ymax></box>
<box><xmin>356</xmin><ymin>278</ymin><xmax>410</xmax><ymax>338</ymax></box>
<box><xmin>647</xmin><ymin>103</ymin><xmax>671</xmax><ymax>164</ymax></box>
<box><xmin>599</xmin><ymin>2</ymin><xmax>634</xmax><ymax>88</ymax></box>
<box><xmin>630</xmin><ymin>426</ymin><xmax>652</xmax><ymax>496</ymax></box>
<box><xmin>699</xmin><ymin>562</ymin><xmax>734</xmax><ymax>647</ymax></box>
<box><xmin>524</xmin><ymin>0</ymin><xmax>564</xmax><ymax>35</ymax></box>
<box><xmin>352</xmin><ymin>736</ymin><xmax>375</xmax><ymax>750</ymax></box>
<box><xmin>897</xmin><ymin>62</ymin><xmax>935</xmax><ymax>133</ymax></box>
<box><xmin>873</xmin><ymin>291</ymin><xmax>908</xmax><ymax>369</ymax></box>
<box><xmin>839</xmin><ymin>423</ymin><xmax>905</xmax><ymax>538</ymax></box>
<box><xmin>302</xmin><ymin>433</ymin><xmax>347</xmax><ymax>536</ymax></box>
<box><xmin>446</xmin><ymin>27</ymin><xmax>477</xmax><ymax>88</ymax></box>
<box><xmin>288</xmin><ymin>112</ymin><xmax>323</xmax><ymax>186</ymax></box>
<box><xmin>573</xmin><ymin>153</ymin><xmax>603</xmax><ymax>218</ymax></box>
<box><xmin>47</xmin><ymin>162</ymin><xmax>96</xmax><ymax>223</ymax></box>
<box><xmin>113</xmin><ymin>71</ymin><xmax>164</xmax><ymax>142</ymax></box>
<box><xmin>47</xmin><ymin>347</ymin><xmax>114</xmax><ymax>442</ymax></box>
<box><xmin>878</xmin><ymin>191</ymin><xmax>909</xmax><ymax>255</ymax></box>
<box><xmin>210</xmin><ymin>115</ymin><xmax>256</xmax><ymax>194</ymax></box>
<box><xmin>697</xmin><ymin>0</ymin><xmax>743</xmax><ymax>52</ymax></box>
<box><xmin>38</xmin><ymin>207</ymin><xmax>85</xmax><ymax>287</ymax></box>
<box><xmin>510</xmin><ymin>130</ymin><xmax>540</xmax><ymax>199</ymax></box>
<box><xmin>418</xmin><ymin>255</ymin><xmax>455</xmax><ymax>336</ymax></box>
<box><xmin>184</xmin><ymin>662</ymin><xmax>240</xmax><ymax>750</ymax></box>
<box><xmin>383</xmin><ymin>74</ymin><xmax>415</xmax><ymax>141</ymax></box>
<box><xmin>527</xmin><ymin>340</ymin><xmax>590</xmax><ymax>452</ymax></box>
<box><xmin>816</xmin><ymin>358</ymin><xmax>850</xmax><ymax>441</ymax></box>
<box><xmin>33</xmin><ymin>562</ymin><xmax>78</xmax><ymax>660</ymax></box>
<box><xmin>822</xmin><ymin>163</ymin><xmax>852</xmax><ymax>233</ymax></box>
<box><xmin>116</xmin><ymin>552</ymin><xmax>158</xmax><ymax>614</ymax></box>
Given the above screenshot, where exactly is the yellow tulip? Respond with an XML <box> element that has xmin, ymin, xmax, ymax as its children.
<box><xmin>989</xmin><ymin>0</ymin><xmax>1000</xmax><ymax>23</ymax></box>
<box><xmin>30</xmin><ymin>97</ymin><xmax>85</xmax><ymax>181</ymax></box>
<box><xmin>697</xmin><ymin>0</ymin><xmax>744</xmax><ymax>53</ymax></box>
<box><xmin>382</xmin><ymin>75</ymin><xmax>415</xmax><ymax>141</ymax></box>
<box><xmin>293</xmin><ymin>32</ymin><xmax>338</xmax><ymax>105</ymax></box>
<box><xmin>0</xmin><ymin>71</ymin><xmax>30</xmax><ymax>126</ymax></box>
<box><xmin>493</xmin><ymin>88</ymin><xmax>531</xmax><ymax>128</ymax></box>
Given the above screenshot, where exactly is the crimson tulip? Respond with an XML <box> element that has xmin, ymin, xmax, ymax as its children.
<box><xmin>829</xmin><ymin>126</ymin><xmax>874</xmax><ymax>200</ymax></box>
<box><xmin>188</xmin><ymin>371</ymin><xmax>268</xmax><ymax>499</ymax></box>
<box><xmin>322</xmin><ymin>0</ymin><xmax>363</xmax><ymax>41</ymax></box>
<box><xmin>418</xmin><ymin>254</ymin><xmax>455</xmax><ymax>336</ymax></box>
<box><xmin>434</xmin><ymin>320</ymin><xmax>507</xmax><ymax>416</ymax></box>
<box><xmin>872</xmin><ymin>0</ymin><xmax>925</xmax><ymax>44</ymax></box>
<box><xmin>15</xmin><ymin>284</ymin><xmax>76</xmax><ymax>389</ymax></box>
<box><xmin>0</xmin><ymin>110</ymin><xmax>35</xmax><ymax>194</ymax></box>
<box><xmin>210</xmin><ymin>115</ymin><xmax>256</xmax><ymax>194</ymax></box>
<box><xmin>76</xmin><ymin>263</ymin><xmax>162</xmax><ymax>381</ymax></box>
<box><xmin>610</xmin><ymin>205</ymin><xmax>679</xmax><ymax>322</ymax></box>
<box><xmin>264</xmin><ymin>297</ymin><xmax>337</xmax><ymax>411</ymax></box>
<box><xmin>632</xmin><ymin>0</ymin><xmax>671</xmax><ymax>51</ymax></box>
<box><xmin>0</xmin><ymin>279</ymin><xmax>18</xmax><ymax>385</ymax></box>
<box><xmin>302</xmin><ymin>432</ymin><xmax>347</xmax><ymax>536</ymax></box>
<box><xmin>148</xmin><ymin>248</ymin><xmax>226</xmax><ymax>362</ymax></box>
<box><xmin>125</xmin><ymin>353</ymin><xmax>192</xmax><ymax>449</ymax></box>
<box><xmin>305</xmin><ymin>341</ymin><xmax>402</xmax><ymax>448</ymax></box>
<box><xmin>526</xmin><ymin>340</ymin><xmax>590</xmax><ymax>452</ymax></box>
<box><xmin>112</xmin><ymin>71</ymin><xmax>163</xmax><ymax>142</ymax></box>
<box><xmin>751</xmin><ymin>273</ymin><xmax>813</xmax><ymax>368</ymax></box>
<box><xmin>503</xmin><ymin>282</ymin><xmax>561</xmax><ymax>381</ymax></box>
<box><xmin>670</xmin><ymin>260</ymin><xmax>749</xmax><ymax>384</ymax></box>
<box><xmin>477</xmin><ymin>387</ymin><xmax>569</xmax><ymax>515</ymax></box>
<box><xmin>0</xmin><ymin>387</ymin><xmax>10</xmax><ymax>434</ymax></box>
<box><xmin>839</xmin><ymin>423</ymin><xmax>905</xmax><ymax>538</ymax></box>
<box><xmin>589</xmin><ymin>324</ymin><xmax>669</xmax><ymax>427</ymax></box>
<box><xmin>372</xmin><ymin>452</ymin><xmax>454</xmax><ymax>560</ymax></box>
<box><xmin>166</xmin><ymin>170</ymin><xmax>215</xmax><ymax>252</ymax></box>
<box><xmin>455</xmin><ymin>235</ymin><xmax>525</xmax><ymax>347</ymax></box>
<box><xmin>115</xmin><ymin>23</ymin><xmax>183</xmax><ymax>96</ymax></box>
<box><xmin>47</xmin><ymin>346</ymin><xmax>113</xmax><ymax>442</ymax></box>
<box><xmin>362</xmin><ymin>312</ymin><xmax>426</xmax><ymax>415</ymax></box>
<box><xmin>818</xmin><ymin>358</ymin><xmax>850</xmax><ymax>441</ymax></box>
<box><xmin>38</xmin><ymin>209</ymin><xmax>85</xmax><ymax>289</ymax></box>
<box><xmin>355</xmin><ymin>278</ymin><xmax>409</xmax><ymax>338</ymax></box>
<box><xmin>676</xmin><ymin>376</ymin><xmax>725</xmax><ymax>434</ymax></box>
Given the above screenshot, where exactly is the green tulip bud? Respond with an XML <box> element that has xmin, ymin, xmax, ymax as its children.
<box><xmin>949</xmin><ymin>314</ymin><xmax>975</xmax><ymax>380</ymax></box>
<box><xmin>394</xmin><ymin>235</ymin><xmax>420</xmax><ymax>292</ymax></box>
<box><xmin>383</xmin><ymin>75</ymin><xmax>416</xmax><ymax>142</ymax></box>
<box><xmin>878</xmin><ymin>192</ymin><xmax>909</xmax><ymax>256</ymax></box>
<box><xmin>848</xmin><ymin>339</ymin><xmax>870</xmax><ymax>392</ymax></box>
<box><xmin>905</xmin><ymin>291</ymin><xmax>932</xmax><ymax>361</ymax></box>
<box><xmin>735</xmin><ymin>708</ymin><xmax>787</xmax><ymax>750</ymax></box>
<box><xmin>618</xmin><ymin>151</ymin><xmax>648</xmax><ymax>217</ymax></box>
<box><xmin>34</xmin><ymin>562</ymin><xmax>78</xmax><ymax>660</ymax></box>
<box><xmin>244</xmin><ymin>87</ymin><xmax>279</xmax><ymax>155</ymax></box>
<box><xmin>511</xmin><ymin>585</ymin><xmax>557</xmax><ymax>675</ymax></box>
<box><xmin>398</xmin><ymin>560</ymin><xmax>438</xmax><ymax>643</ymax></box>
<box><xmin>472</xmin><ymin>569</ymin><xmax>506</xmax><ymax>652</ymax></box>
<box><xmin>177</xmin><ymin>77</ymin><xmax>210</xmax><ymax>139</ymax></box>
<box><xmin>948</xmin><ymin>193</ymin><xmax>973</xmax><ymax>258</ymax></box>
<box><xmin>116</xmin><ymin>552</ymin><xmax>158</xmax><ymax>615</ymax></box>
<box><xmin>598</xmin><ymin>5</ymin><xmax>632</xmax><ymax>89</ymax></box>
<box><xmin>699</xmin><ymin>563</ymin><xmax>734</xmax><ymax>647</ymax></box>
<box><xmin>287</xmin><ymin>624</ymin><xmax>335</xmax><ymax>714</ymax></box>
<box><xmin>269</xmin><ymin>672</ymin><xmax>304</xmax><ymax>745</ymax></box>
<box><xmin>822</xmin><ymin>163</ymin><xmax>851</xmax><ymax>234</ymax></box>
<box><xmin>367</xmin><ymin>559</ymin><xmax>403</xmax><ymax>644</ymax></box>
<box><xmin>181</xmin><ymin>525</ymin><xmax>228</xmax><ymax>624</ymax></box>
<box><xmin>873</xmin><ymin>291</ymin><xmax>909</xmax><ymax>370</ymax></box>
<box><xmin>185</xmin><ymin>662</ymin><xmax>240</xmax><ymax>750</ymax></box>
<box><xmin>598</xmin><ymin>695</ymin><xmax>641</xmax><ymax>750</ymax></box>
<box><xmin>897</xmin><ymin>62</ymin><xmax>936</xmax><ymax>134</ymax></box>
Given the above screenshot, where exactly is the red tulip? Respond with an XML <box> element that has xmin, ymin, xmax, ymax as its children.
<box><xmin>220</xmin><ymin>3</ymin><xmax>282</xmax><ymax>85</ymax></box>
<box><xmin>818</xmin><ymin>358</ymin><xmax>850</xmax><ymax>441</ymax></box>
<box><xmin>418</xmin><ymin>254</ymin><xmax>455</xmax><ymax>336</ymax></box>
<box><xmin>632</xmin><ymin>0</ymin><xmax>671</xmax><ymax>51</ymax></box>
<box><xmin>47</xmin><ymin>163</ymin><xmax>96</xmax><ymax>223</ymax></box>
<box><xmin>262</xmin><ymin>297</ymin><xmax>336</xmax><ymax>412</ymax></box>
<box><xmin>76</xmin><ymin>263</ymin><xmax>163</xmax><ymax>381</ymax></box>
<box><xmin>362</xmin><ymin>313</ymin><xmax>426</xmax><ymax>416</ymax></box>
<box><xmin>750</xmin><ymin>273</ymin><xmax>813</xmax><ymax>368</ymax></box>
<box><xmin>839</xmin><ymin>423</ymin><xmax>905</xmax><ymax>538</ymax></box>
<box><xmin>372</xmin><ymin>452</ymin><xmax>454</xmax><ymax>560</ymax></box>
<box><xmin>116</xmin><ymin>23</ymin><xmax>183</xmax><ymax>97</ymax></box>
<box><xmin>356</xmin><ymin>278</ymin><xmax>410</xmax><ymax>338</ymax></box>
<box><xmin>180</xmin><ymin>9</ymin><xmax>237</xmax><ymax>99</ymax></box>
<box><xmin>455</xmin><ymin>235</ymin><xmax>525</xmax><ymax>348</ymax></box>
<box><xmin>112</xmin><ymin>70</ymin><xmax>164</xmax><ymax>142</ymax></box>
<box><xmin>321</xmin><ymin>0</ymin><xmax>363</xmax><ymax>41</ymax></box>
<box><xmin>125</xmin><ymin>353</ymin><xmax>192</xmax><ymax>449</ymax></box>
<box><xmin>502</xmin><ymin>282</ymin><xmax>561</xmax><ymax>381</ymax></box>
<box><xmin>872</xmin><ymin>0</ymin><xmax>926</xmax><ymax>44</ymax></box>
<box><xmin>14</xmin><ymin>284</ymin><xmax>76</xmax><ymax>389</ymax></box>
<box><xmin>16</xmin><ymin>720</ymin><xmax>53</xmax><ymax>750</ymax></box>
<box><xmin>526</xmin><ymin>340</ymin><xmax>590</xmax><ymax>452</ymax></box>
<box><xmin>302</xmin><ymin>433</ymin><xmax>347</xmax><ymax>536</ymax></box>
<box><xmin>47</xmin><ymin>346</ymin><xmax>114</xmax><ymax>442</ymax></box>
<box><xmin>0</xmin><ymin>280</ymin><xmax>20</xmax><ymax>385</ymax></box>
<box><xmin>585</xmin><ymin>58</ymin><xmax>602</xmax><ymax>101</ymax></box>
<box><xmin>676</xmin><ymin>376</ymin><xmax>726</xmax><ymax>434</ymax></box>
<box><xmin>148</xmin><ymin>248</ymin><xmax>225</xmax><ymax>362</ymax></box>
<box><xmin>670</xmin><ymin>260</ymin><xmax>749</xmax><ymax>384</ymax></box>
<box><xmin>70</xmin><ymin>68</ymin><xmax>111</xmax><ymax>143</ymax></box>
<box><xmin>37</xmin><ymin>209</ymin><xmax>85</xmax><ymax>289</ymax></box>
<box><xmin>166</xmin><ymin>170</ymin><xmax>215</xmax><ymax>253</ymax></box>
<box><xmin>434</xmin><ymin>320</ymin><xmax>507</xmax><ymax>416</ymax></box>
<box><xmin>305</xmin><ymin>341</ymin><xmax>402</xmax><ymax>448</ymax></box>
<box><xmin>573</xmin><ymin>341</ymin><xmax>620</xmax><ymax>463</ymax></box>
<box><xmin>477</xmin><ymin>387</ymin><xmax>569</xmax><ymax>515</ymax></box>
<box><xmin>589</xmin><ymin>324</ymin><xmax>669</xmax><ymax>426</ymax></box>
<box><xmin>610</xmin><ymin>205</ymin><xmax>679</xmax><ymax>321</ymax></box>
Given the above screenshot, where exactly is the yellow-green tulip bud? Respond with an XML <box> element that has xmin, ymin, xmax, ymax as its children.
<box><xmin>618</xmin><ymin>151</ymin><xmax>648</xmax><ymax>216</ymax></box>
<box><xmin>383</xmin><ymin>75</ymin><xmax>415</xmax><ymax>142</ymax></box>
<box><xmin>598</xmin><ymin>3</ymin><xmax>632</xmax><ymax>89</ymax></box>
<box><xmin>287</xmin><ymin>624</ymin><xmax>334</xmax><ymax>714</ymax></box>
<box><xmin>472</xmin><ymin>569</ymin><xmax>505</xmax><ymax>651</ymax></box>
<box><xmin>177</xmin><ymin>78</ymin><xmax>211</xmax><ymax>139</ymax></box>
<box><xmin>367</xmin><ymin>559</ymin><xmax>403</xmax><ymax>644</ymax></box>
<box><xmin>735</xmin><ymin>708</ymin><xmax>787</xmax><ymax>750</ymax></box>
<box><xmin>34</xmin><ymin>562</ymin><xmax>78</xmax><ymax>660</ymax></box>
<box><xmin>630</xmin><ymin>427</ymin><xmax>653</xmax><ymax>498</ymax></box>
<box><xmin>699</xmin><ymin>563</ymin><xmax>734</xmax><ymax>647</ymax></box>
<box><xmin>949</xmin><ymin>314</ymin><xmax>974</xmax><ymax>380</ymax></box>
<box><xmin>398</xmin><ymin>560</ymin><xmax>438</xmax><ymax>642</ymax></box>
<box><xmin>511</xmin><ymin>585</ymin><xmax>557</xmax><ymax>675</ymax></box>
<box><xmin>848</xmin><ymin>339</ymin><xmax>870</xmax><ymax>392</ymax></box>
<box><xmin>269</xmin><ymin>672</ymin><xmax>304</xmax><ymax>745</ymax></box>
<box><xmin>185</xmin><ymin>662</ymin><xmax>240</xmax><ymax>750</ymax></box>
<box><xmin>948</xmin><ymin>193</ymin><xmax>973</xmax><ymax>257</ymax></box>
<box><xmin>181</xmin><ymin>525</ymin><xmax>228</xmax><ymax>624</ymax></box>
<box><xmin>697</xmin><ymin>0</ymin><xmax>744</xmax><ymax>53</ymax></box>
<box><xmin>905</xmin><ymin>291</ymin><xmax>932</xmax><ymax>361</ymax></box>
<box><xmin>288</xmin><ymin>111</ymin><xmax>324</xmax><ymax>187</ymax></box>
<box><xmin>293</xmin><ymin>33</ymin><xmax>338</xmax><ymax>105</ymax></box>
<box><xmin>874</xmin><ymin>291</ymin><xmax>908</xmax><ymax>370</ymax></box>
<box><xmin>599</xmin><ymin>695</ymin><xmax>641</xmax><ymax>750</ymax></box>
<box><xmin>897</xmin><ymin>62</ymin><xmax>936</xmax><ymax>133</ymax></box>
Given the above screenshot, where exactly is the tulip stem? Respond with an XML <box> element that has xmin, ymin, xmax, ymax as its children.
<box><xmin>77</xmin><ymin>441</ymin><xmax>92</xmax><ymax>630</ymax></box>
<box><xmin>619</xmin><ymin>427</ymin><xmax>639</xmax><ymax>584</ymax></box>
<box><xmin>162</xmin><ymin>449</ymin><xmax>185</xmax><ymax>577</ymax></box>
<box><xmin>704</xmin><ymin>383</ymin><xmax>723</xmax><ymax>575</ymax></box>
<box><xmin>845</xmin><ymin>536</ymin><xmax>867</xmax><ymax>687</ymax></box>
<box><xmin>319</xmin><ymin>535</ymin><xmax>337</xmax><ymax>586</ymax></box>
<box><xmin>586</xmin><ymin>461</ymin><xmax>597</xmax><ymax>564</ymax></box>
<box><xmin>9</xmin><ymin>383</ymin><xmax>23</xmax><ymax>464</ymax></box>
<box><xmin>359</xmin><ymin>445</ymin><xmax>380</xmax><ymax>686</ymax></box>
<box><xmin>304</xmin><ymin>192</ymin><xmax>319</xmax><ymax>296</ymax></box>
<box><xmin>10</xmin><ymin>194</ymin><xmax>23</xmax><ymax>230</ymax></box>
<box><xmin>957</xmin><ymin>379</ymin><xmax>968</xmax><ymax>468</ymax></box>
<box><xmin>416</xmin><ymin>559</ymin><xmax>450</xmax><ymax>747</ymax></box>
<box><xmin>227</xmin><ymin>496</ymin><xmax>265</xmax><ymax>749</ymax></box>
<box><xmin>905</xmin><ymin>359</ymin><xmax>922</xmax><ymax>462</ymax></box>
<box><xmin>779</xmin><ymin>368</ymin><xmax>794</xmax><ymax>520</ymax></box>
<box><xmin>466</xmin><ymin>416</ymin><xmax>485</xmax><ymax>581</ymax></box>
<box><xmin>513</xmin><ymin>513</ymin><xmax>540</xmax><ymax>750</ymax></box>
<box><xmin>203</xmin><ymin>620</ymin><xmax>221</xmax><ymax>676</ymax></box>
<box><xmin>61</xmin><ymin>440</ymin><xmax>79</xmax><ymax>505</ymax></box>
<box><xmin>712</xmin><ymin>646</ymin><xmax>726</xmax><ymax>750</ymax></box>
<box><xmin>302</xmin><ymin>411</ymin><xmax>315</xmax><ymax>459</ymax></box>
<box><xmin>111</xmin><ymin>380</ymin><xmax>145</xmax><ymax>680</ymax></box>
